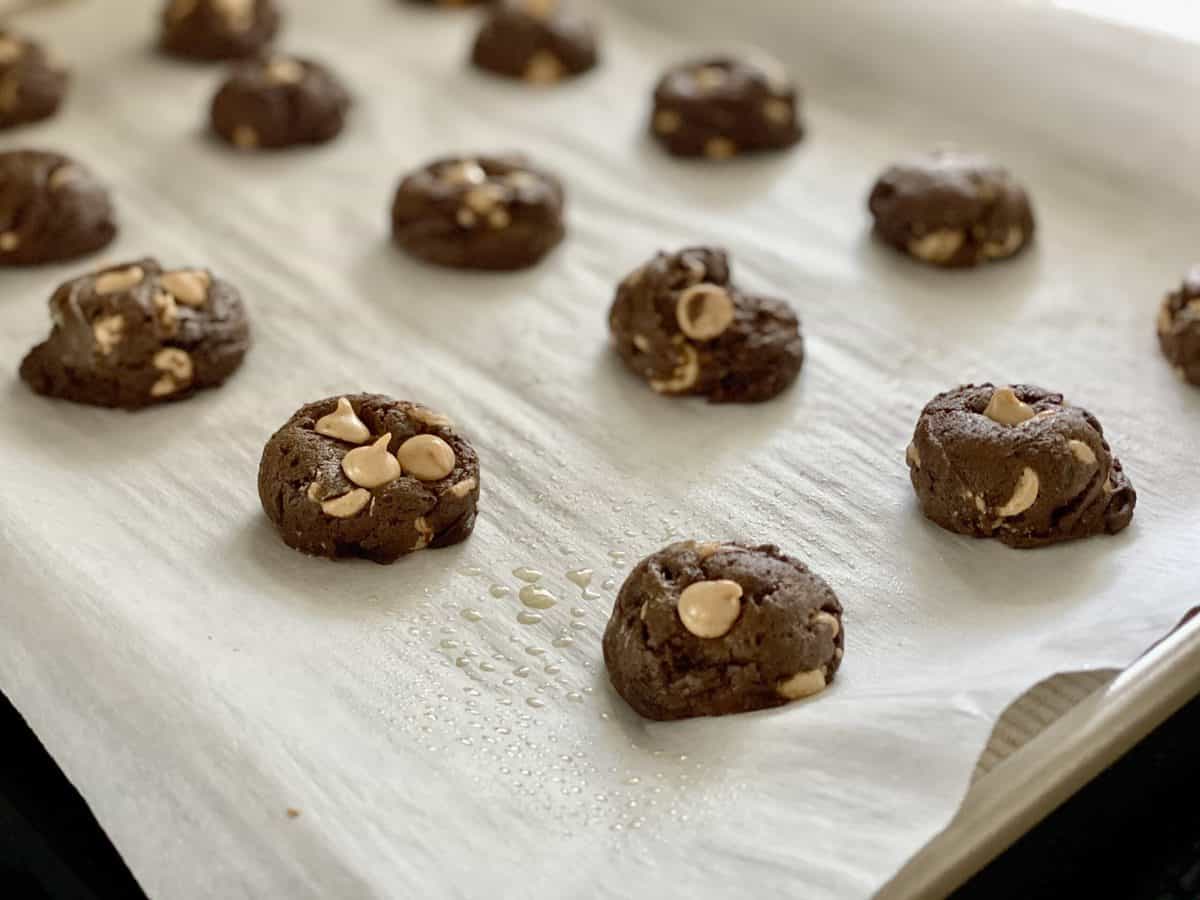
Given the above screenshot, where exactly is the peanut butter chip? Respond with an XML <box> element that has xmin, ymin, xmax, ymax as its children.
<box><xmin>906</xmin><ymin>442</ymin><xmax>921</xmax><ymax>469</ymax></box>
<box><xmin>0</xmin><ymin>232</ymin><xmax>18</xmax><ymax>251</ymax></box>
<box><xmin>447</xmin><ymin>476</ymin><xmax>477</xmax><ymax>499</ymax></box>
<box><xmin>522</xmin><ymin>0</ymin><xmax>558</xmax><ymax>17</ymax></box>
<box><xmin>1068</xmin><ymin>439</ymin><xmax>1097</xmax><ymax>465</ymax></box>
<box><xmin>813</xmin><ymin>611</ymin><xmax>840</xmax><ymax>639</ymax></box>
<box><xmin>410</xmin><ymin>406</ymin><xmax>454</xmax><ymax>429</ymax></box>
<box><xmin>321</xmin><ymin>488</ymin><xmax>371</xmax><ymax>519</ymax></box>
<box><xmin>398</xmin><ymin>434</ymin><xmax>456</xmax><ymax>481</ymax></box>
<box><xmin>908</xmin><ymin>229</ymin><xmax>964</xmax><ymax>263</ymax></box>
<box><xmin>95</xmin><ymin>266</ymin><xmax>145</xmax><ymax>295</ymax></box>
<box><xmin>524</xmin><ymin>51</ymin><xmax>564</xmax><ymax>84</ymax></box>
<box><xmin>649</xmin><ymin>343</ymin><xmax>700</xmax><ymax>394</ymax></box>
<box><xmin>654</xmin><ymin>109</ymin><xmax>681</xmax><ymax>134</ymax></box>
<box><xmin>153</xmin><ymin>290</ymin><xmax>179</xmax><ymax>336</ymax></box>
<box><xmin>440</xmin><ymin>161</ymin><xmax>487</xmax><ymax>186</ymax></box>
<box><xmin>777</xmin><ymin>669</ymin><xmax>827</xmax><ymax>700</ymax></box>
<box><xmin>704</xmin><ymin>137</ymin><xmax>736</xmax><ymax>160</ymax></box>
<box><xmin>983</xmin><ymin>386</ymin><xmax>1035</xmax><ymax>426</ymax></box>
<box><xmin>160</xmin><ymin>270</ymin><xmax>211</xmax><ymax>307</ymax></box>
<box><xmin>342</xmin><ymin>434</ymin><xmax>402</xmax><ymax>489</ymax></box>
<box><xmin>996</xmin><ymin>467</ymin><xmax>1040</xmax><ymax>517</ymax></box>
<box><xmin>676</xmin><ymin>283</ymin><xmax>735</xmax><ymax>341</ymax></box>
<box><xmin>693</xmin><ymin>541</ymin><xmax>721</xmax><ymax>560</ymax></box>
<box><xmin>412</xmin><ymin>516</ymin><xmax>434</xmax><ymax>550</ymax></box>
<box><xmin>48</xmin><ymin>166</ymin><xmax>80</xmax><ymax>191</ymax></box>
<box><xmin>150</xmin><ymin>348</ymin><xmax>193</xmax><ymax>397</ymax></box>
<box><xmin>693</xmin><ymin>66</ymin><xmax>727</xmax><ymax>91</ymax></box>
<box><xmin>316</xmin><ymin>398</ymin><xmax>370</xmax><ymax>444</ymax></box>
<box><xmin>677</xmin><ymin>579</ymin><xmax>743</xmax><ymax>639</ymax></box>
<box><xmin>213</xmin><ymin>0</ymin><xmax>254</xmax><ymax>31</ymax></box>
<box><xmin>762</xmin><ymin>98</ymin><xmax>792</xmax><ymax>125</ymax></box>
<box><xmin>0</xmin><ymin>37</ymin><xmax>23</xmax><ymax>64</ymax></box>
<box><xmin>982</xmin><ymin>226</ymin><xmax>1025</xmax><ymax>260</ymax></box>
<box><xmin>464</xmin><ymin>183</ymin><xmax>506</xmax><ymax>214</ymax></box>
<box><xmin>92</xmin><ymin>314</ymin><xmax>125</xmax><ymax>355</ymax></box>
<box><xmin>233</xmin><ymin>125</ymin><xmax>259</xmax><ymax>149</ymax></box>
<box><xmin>266</xmin><ymin>59</ymin><xmax>305</xmax><ymax>85</ymax></box>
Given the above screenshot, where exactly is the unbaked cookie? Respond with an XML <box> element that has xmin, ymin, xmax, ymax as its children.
<box><xmin>650</xmin><ymin>57</ymin><xmax>802</xmax><ymax>160</ymax></box>
<box><xmin>1157</xmin><ymin>265</ymin><xmax>1200</xmax><ymax>386</ymax></box>
<box><xmin>603</xmin><ymin>541</ymin><xmax>844</xmax><ymax>721</ymax></box>
<box><xmin>390</xmin><ymin>154</ymin><xmax>565</xmax><ymax>270</ymax></box>
<box><xmin>868</xmin><ymin>149</ymin><xmax>1035</xmax><ymax>268</ymax></box>
<box><xmin>19</xmin><ymin>259</ymin><xmax>250</xmax><ymax>409</ymax></box>
<box><xmin>210</xmin><ymin>55</ymin><xmax>351</xmax><ymax>150</ymax></box>
<box><xmin>608</xmin><ymin>246</ymin><xmax>803</xmax><ymax>403</ymax></box>
<box><xmin>470</xmin><ymin>0</ymin><xmax>598</xmax><ymax>85</ymax></box>
<box><xmin>906</xmin><ymin>384</ymin><xmax>1136</xmax><ymax>548</ymax></box>
<box><xmin>258</xmin><ymin>394</ymin><xmax>481</xmax><ymax>563</ymax></box>
<box><xmin>0</xmin><ymin>150</ymin><xmax>116</xmax><ymax>266</ymax></box>
<box><xmin>159</xmin><ymin>0</ymin><xmax>280</xmax><ymax>61</ymax></box>
<box><xmin>0</xmin><ymin>31</ymin><xmax>68</xmax><ymax>130</ymax></box>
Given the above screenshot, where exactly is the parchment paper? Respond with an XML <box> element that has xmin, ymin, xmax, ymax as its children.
<box><xmin>1</xmin><ymin>1</ymin><xmax>1198</xmax><ymax>898</ymax></box>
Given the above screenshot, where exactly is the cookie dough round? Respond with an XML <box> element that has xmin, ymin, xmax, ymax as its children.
<box><xmin>160</xmin><ymin>0</ymin><xmax>280</xmax><ymax>61</ymax></box>
<box><xmin>868</xmin><ymin>149</ymin><xmax>1035</xmax><ymax>268</ymax></box>
<box><xmin>19</xmin><ymin>259</ymin><xmax>250</xmax><ymax>409</ymax></box>
<box><xmin>390</xmin><ymin>154</ymin><xmax>565</xmax><ymax>270</ymax></box>
<box><xmin>0</xmin><ymin>31</ymin><xmax>68</xmax><ymax>130</ymax></box>
<box><xmin>1157</xmin><ymin>265</ymin><xmax>1200</xmax><ymax>386</ymax></box>
<box><xmin>210</xmin><ymin>55</ymin><xmax>351</xmax><ymax>150</ymax></box>
<box><xmin>906</xmin><ymin>384</ymin><xmax>1136</xmax><ymax>548</ymax></box>
<box><xmin>470</xmin><ymin>0</ymin><xmax>598</xmax><ymax>85</ymax></box>
<box><xmin>0</xmin><ymin>150</ymin><xmax>116</xmax><ymax>266</ymax></box>
<box><xmin>650</xmin><ymin>57</ymin><xmax>802</xmax><ymax>160</ymax></box>
<box><xmin>608</xmin><ymin>246</ymin><xmax>803</xmax><ymax>403</ymax></box>
<box><xmin>603</xmin><ymin>541</ymin><xmax>844</xmax><ymax>721</ymax></box>
<box><xmin>258</xmin><ymin>394</ymin><xmax>481</xmax><ymax>563</ymax></box>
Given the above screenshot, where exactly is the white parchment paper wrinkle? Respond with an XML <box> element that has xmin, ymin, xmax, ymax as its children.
<box><xmin>0</xmin><ymin>1</ymin><xmax>1198</xmax><ymax>898</ymax></box>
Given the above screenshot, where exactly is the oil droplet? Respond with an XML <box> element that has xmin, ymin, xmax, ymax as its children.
<box><xmin>479</xmin><ymin>661</ymin><xmax>496</xmax><ymax>672</ymax></box>
<box><xmin>625</xmin><ymin>776</ymin><xmax>641</xmax><ymax>785</ymax></box>
<box><xmin>581</xmin><ymin>588</ymin><xmax>600</xmax><ymax>601</ymax></box>
<box><xmin>566</xmin><ymin>568</ymin><xmax>594</xmax><ymax>589</ymax></box>
<box><xmin>455</xmin><ymin>656</ymin><xmax>470</xmax><ymax>668</ymax></box>
<box><xmin>366</xmin><ymin>594</ymin><xmax>379</xmax><ymax>604</ymax></box>
<box><xmin>571</xmin><ymin>607</ymin><xmax>587</xmax><ymax>618</ymax></box>
<box><xmin>519</xmin><ymin>585</ymin><xmax>558</xmax><ymax>609</ymax></box>
<box><xmin>544</xmin><ymin>664</ymin><xmax>561</xmax><ymax>676</ymax></box>
<box><xmin>608</xmin><ymin>550</ymin><xmax>626</xmax><ymax>563</ymax></box>
<box><xmin>439</xmin><ymin>639</ymin><xmax>459</xmax><ymax>650</ymax></box>
<box><xmin>569</xmin><ymin>621</ymin><xmax>587</xmax><ymax>631</ymax></box>
<box><xmin>566</xmin><ymin>691</ymin><xmax>584</xmax><ymax>703</ymax></box>
<box><xmin>459</xmin><ymin>566</ymin><xmax>482</xmax><ymax>577</ymax></box>
<box><xmin>526</xmin><ymin>646</ymin><xmax>546</xmax><ymax>657</ymax></box>
<box><xmin>460</xmin><ymin>608</ymin><xmax>483</xmax><ymax>622</ymax></box>
<box><xmin>489</xmin><ymin>584</ymin><xmax>512</xmax><ymax>599</ymax></box>
<box><xmin>513</xmin><ymin>567</ymin><xmax>543</xmax><ymax>583</ymax></box>
<box><xmin>526</xmin><ymin>697</ymin><xmax>546</xmax><ymax>709</ymax></box>
<box><xmin>601</xmin><ymin>578</ymin><xmax>616</xmax><ymax>590</ymax></box>
<box><xmin>517</xmin><ymin>611</ymin><xmax>543</xmax><ymax>626</ymax></box>
<box><xmin>514</xmin><ymin>666</ymin><xmax>532</xmax><ymax>678</ymax></box>
<box><xmin>552</xmin><ymin>636</ymin><xmax>575</xmax><ymax>649</ymax></box>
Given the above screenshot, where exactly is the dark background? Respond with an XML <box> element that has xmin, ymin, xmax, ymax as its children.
<box><xmin>1</xmin><ymin>688</ymin><xmax>1198</xmax><ymax>900</ymax></box>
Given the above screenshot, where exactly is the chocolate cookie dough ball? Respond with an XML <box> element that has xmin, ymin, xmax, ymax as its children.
<box><xmin>391</xmin><ymin>154</ymin><xmax>565</xmax><ymax>270</ymax></box>
<box><xmin>603</xmin><ymin>541</ymin><xmax>844</xmax><ymax>721</ymax></box>
<box><xmin>19</xmin><ymin>259</ymin><xmax>250</xmax><ymax>409</ymax></box>
<box><xmin>0</xmin><ymin>150</ymin><xmax>116</xmax><ymax>266</ymax></box>
<box><xmin>470</xmin><ymin>0</ymin><xmax>598</xmax><ymax>85</ymax></box>
<box><xmin>650</xmin><ymin>57</ymin><xmax>802</xmax><ymax>160</ymax></box>
<box><xmin>1157</xmin><ymin>265</ymin><xmax>1200</xmax><ymax>386</ymax></box>
<box><xmin>868</xmin><ymin>149</ymin><xmax>1035</xmax><ymax>268</ymax></box>
<box><xmin>211</xmin><ymin>55</ymin><xmax>351</xmax><ymax>150</ymax></box>
<box><xmin>258</xmin><ymin>394</ymin><xmax>481</xmax><ymax>563</ymax></box>
<box><xmin>608</xmin><ymin>247</ymin><xmax>803</xmax><ymax>403</ymax></box>
<box><xmin>906</xmin><ymin>384</ymin><xmax>1136</xmax><ymax>548</ymax></box>
<box><xmin>160</xmin><ymin>0</ymin><xmax>280</xmax><ymax>61</ymax></box>
<box><xmin>0</xmin><ymin>31</ymin><xmax>68</xmax><ymax>130</ymax></box>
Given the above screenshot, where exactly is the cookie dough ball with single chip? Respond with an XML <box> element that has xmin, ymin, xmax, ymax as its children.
<box><xmin>470</xmin><ymin>0</ymin><xmax>598</xmax><ymax>85</ymax></box>
<box><xmin>650</xmin><ymin>57</ymin><xmax>802</xmax><ymax>160</ymax></box>
<box><xmin>906</xmin><ymin>384</ymin><xmax>1136</xmax><ymax>548</ymax></box>
<box><xmin>868</xmin><ymin>149</ymin><xmax>1035</xmax><ymax>268</ymax></box>
<box><xmin>0</xmin><ymin>150</ymin><xmax>116</xmax><ymax>266</ymax></box>
<box><xmin>258</xmin><ymin>394</ymin><xmax>481</xmax><ymax>563</ymax></box>
<box><xmin>391</xmin><ymin>154</ymin><xmax>565</xmax><ymax>270</ymax></box>
<box><xmin>1157</xmin><ymin>266</ymin><xmax>1200</xmax><ymax>386</ymax></box>
<box><xmin>211</xmin><ymin>55</ymin><xmax>351</xmax><ymax>150</ymax></box>
<box><xmin>608</xmin><ymin>246</ymin><xmax>803</xmax><ymax>403</ymax></box>
<box><xmin>160</xmin><ymin>0</ymin><xmax>280</xmax><ymax>61</ymax></box>
<box><xmin>603</xmin><ymin>541</ymin><xmax>844</xmax><ymax>721</ymax></box>
<box><xmin>0</xmin><ymin>31</ymin><xmax>68</xmax><ymax>130</ymax></box>
<box><xmin>19</xmin><ymin>259</ymin><xmax>250</xmax><ymax>409</ymax></box>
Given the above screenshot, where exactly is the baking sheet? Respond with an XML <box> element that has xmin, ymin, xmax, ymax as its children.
<box><xmin>1</xmin><ymin>1</ymin><xmax>1198</xmax><ymax>898</ymax></box>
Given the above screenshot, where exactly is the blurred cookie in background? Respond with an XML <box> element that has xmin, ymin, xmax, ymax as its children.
<box><xmin>1157</xmin><ymin>266</ymin><xmax>1200</xmax><ymax>386</ymax></box>
<box><xmin>211</xmin><ymin>55</ymin><xmax>351</xmax><ymax>150</ymax></box>
<box><xmin>470</xmin><ymin>0</ymin><xmax>598</xmax><ymax>85</ymax></box>
<box><xmin>0</xmin><ymin>30</ymin><xmax>68</xmax><ymax>130</ymax></box>
<box><xmin>160</xmin><ymin>0</ymin><xmax>281</xmax><ymax>61</ymax></box>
